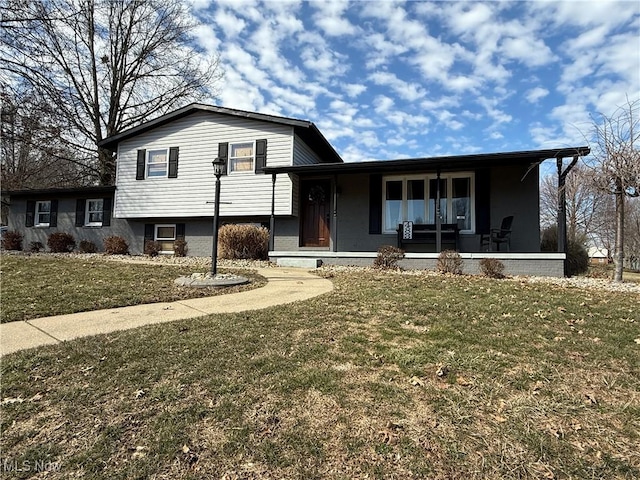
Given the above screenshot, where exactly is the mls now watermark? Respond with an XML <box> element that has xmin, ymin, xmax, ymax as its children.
<box><xmin>2</xmin><ymin>458</ymin><xmax>62</xmax><ymax>473</ymax></box>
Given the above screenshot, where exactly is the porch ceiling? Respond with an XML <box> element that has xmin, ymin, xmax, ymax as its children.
<box><xmin>264</xmin><ymin>146</ymin><xmax>590</xmax><ymax>176</ymax></box>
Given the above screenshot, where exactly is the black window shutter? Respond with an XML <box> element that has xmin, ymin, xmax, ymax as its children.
<box><xmin>475</xmin><ymin>169</ymin><xmax>491</xmax><ymax>234</ymax></box>
<box><xmin>102</xmin><ymin>197</ymin><xmax>112</xmax><ymax>227</ymax></box>
<box><xmin>255</xmin><ymin>139</ymin><xmax>267</xmax><ymax>172</ymax></box>
<box><xmin>168</xmin><ymin>147</ymin><xmax>179</xmax><ymax>178</ymax></box>
<box><xmin>50</xmin><ymin>199</ymin><xmax>58</xmax><ymax>227</ymax></box>
<box><xmin>136</xmin><ymin>149</ymin><xmax>146</xmax><ymax>180</ymax></box>
<box><xmin>144</xmin><ymin>224</ymin><xmax>154</xmax><ymax>241</ymax></box>
<box><xmin>75</xmin><ymin>199</ymin><xmax>86</xmax><ymax>227</ymax></box>
<box><xmin>369</xmin><ymin>174</ymin><xmax>382</xmax><ymax>234</ymax></box>
<box><xmin>26</xmin><ymin>200</ymin><xmax>36</xmax><ymax>227</ymax></box>
<box><xmin>218</xmin><ymin>142</ymin><xmax>228</xmax><ymax>175</ymax></box>
<box><xmin>176</xmin><ymin>223</ymin><xmax>185</xmax><ymax>240</ymax></box>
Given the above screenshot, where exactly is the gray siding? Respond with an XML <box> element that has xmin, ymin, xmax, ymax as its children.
<box><xmin>292</xmin><ymin>135</ymin><xmax>322</xmax><ymax>165</ymax></box>
<box><xmin>489</xmin><ymin>165</ymin><xmax>540</xmax><ymax>252</ymax></box>
<box><xmin>273</xmin><ymin>165</ymin><xmax>542</xmax><ymax>254</ymax></box>
<box><xmin>7</xmin><ymin>197</ymin><xmax>135</xmax><ymax>252</ymax></box>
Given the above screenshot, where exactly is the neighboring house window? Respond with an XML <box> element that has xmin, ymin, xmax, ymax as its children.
<box><xmin>155</xmin><ymin>224</ymin><xmax>176</xmax><ymax>254</ymax></box>
<box><xmin>35</xmin><ymin>201</ymin><xmax>51</xmax><ymax>227</ymax></box>
<box><xmin>147</xmin><ymin>149</ymin><xmax>169</xmax><ymax>178</ymax></box>
<box><xmin>383</xmin><ymin>173</ymin><xmax>475</xmax><ymax>233</ymax></box>
<box><xmin>85</xmin><ymin>199</ymin><xmax>103</xmax><ymax>226</ymax></box>
<box><xmin>229</xmin><ymin>142</ymin><xmax>254</xmax><ymax>173</ymax></box>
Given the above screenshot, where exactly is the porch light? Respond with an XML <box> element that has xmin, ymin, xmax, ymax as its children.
<box><xmin>210</xmin><ymin>157</ymin><xmax>226</xmax><ymax>275</ymax></box>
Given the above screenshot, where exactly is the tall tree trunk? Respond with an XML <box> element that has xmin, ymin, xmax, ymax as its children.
<box><xmin>613</xmin><ymin>178</ymin><xmax>625</xmax><ymax>282</ymax></box>
<box><xmin>98</xmin><ymin>146</ymin><xmax>115</xmax><ymax>186</ymax></box>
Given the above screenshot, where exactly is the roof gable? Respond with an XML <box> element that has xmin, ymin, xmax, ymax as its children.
<box><xmin>99</xmin><ymin>103</ymin><xmax>343</xmax><ymax>164</ymax></box>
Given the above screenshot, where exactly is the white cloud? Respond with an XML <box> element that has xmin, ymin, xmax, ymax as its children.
<box><xmin>369</xmin><ymin>71</ymin><xmax>426</xmax><ymax>102</ymax></box>
<box><xmin>342</xmin><ymin>83</ymin><xmax>366</xmax><ymax>98</ymax></box>
<box><xmin>526</xmin><ymin>87</ymin><xmax>550</xmax><ymax>104</ymax></box>
<box><xmin>373</xmin><ymin>95</ymin><xmax>394</xmax><ymax>114</ymax></box>
<box><xmin>311</xmin><ymin>0</ymin><xmax>358</xmax><ymax>36</ymax></box>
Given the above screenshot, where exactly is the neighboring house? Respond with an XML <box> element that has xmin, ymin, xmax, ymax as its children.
<box><xmin>4</xmin><ymin>103</ymin><xmax>591</xmax><ymax>276</ymax></box>
<box><xmin>588</xmin><ymin>246</ymin><xmax>611</xmax><ymax>265</ymax></box>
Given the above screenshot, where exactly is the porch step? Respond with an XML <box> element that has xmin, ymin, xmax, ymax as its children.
<box><xmin>276</xmin><ymin>257</ymin><xmax>323</xmax><ymax>269</ymax></box>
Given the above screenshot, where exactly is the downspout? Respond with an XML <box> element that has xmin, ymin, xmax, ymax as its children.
<box><xmin>332</xmin><ymin>174</ymin><xmax>338</xmax><ymax>252</ymax></box>
<box><xmin>269</xmin><ymin>173</ymin><xmax>276</xmax><ymax>251</ymax></box>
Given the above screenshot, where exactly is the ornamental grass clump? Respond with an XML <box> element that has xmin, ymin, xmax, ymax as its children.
<box><xmin>479</xmin><ymin>257</ymin><xmax>505</xmax><ymax>278</ymax></box>
<box><xmin>218</xmin><ymin>224</ymin><xmax>269</xmax><ymax>260</ymax></box>
<box><xmin>2</xmin><ymin>231</ymin><xmax>23</xmax><ymax>251</ymax></box>
<box><xmin>373</xmin><ymin>245</ymin><xmax>405</xmax><ymax>270</ymax></box>
<box><xmin>437</xmin><ymin>250</ymin><xmax>464</xmax><ymax>275</ymax></box>
<box><xmin>104</xmin><ymin>235</ymin><xmax>129</xmax><ymax>255</ymax></box>
<box><xmin>47</xmin><ymin>232</ymin><xmax>76</xmax><ymax>253</ymax></box>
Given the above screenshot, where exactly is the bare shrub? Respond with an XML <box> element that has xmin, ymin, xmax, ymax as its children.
<box><xmin>144</xmin><ymin>240</ymin><xmax>162</xmax><ymax>257</ymax></box>
<box><xmin>78</xmin><ymin>240</ymin><xmax>97</xmax><ymax>253</ymax></box>
<box><xmin>173</xmin><ymin>239</ymin><xmax>187</xmax><ymax>257</ymax></box>
<box><xmin>47</xmin><ymin>232</ymin><xmax>76</xmax><ymax>253</ymax></box>
<box><xmin>479</xmin><ymin>258</ymin><xmax>505</xmax><ymax>278</ymax></box>
<box><xmin>218</xmin><ymin>224</ymin><xmax>269</xmax><ymax>260</ymax></box>
<box><xmin>437</xmin><ymin>250</ymin><xmax>463</xmax><ymax>275</ymax></box>
<box><xmin>104</xmin><ymin>235</ymin><xmax>129</xmax><ymax>255</ymax></box>
<box><xmin>373</xmin><ymin>245</ymin><xmax>405</xmax><ymax>270</ymax></box>
<box><xmin>2</xmin><ymin>231</ymin><xmax>23</xmax><ymax>251</ymax></box>
<box><xmin>29</xmin><ymin>241</ymin><xmax>44</xmax><ymax>253</ymax></box>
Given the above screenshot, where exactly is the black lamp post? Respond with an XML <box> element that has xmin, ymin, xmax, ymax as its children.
<box><xmin>211</xmin><ymin>157</ymin><xmax>226</xmax><ymax>276</ymax></box>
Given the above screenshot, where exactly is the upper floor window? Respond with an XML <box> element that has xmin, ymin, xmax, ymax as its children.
<box><xmin>383</xmin><ymin>173</ymin><xmax>475</xmax><ymax>233</ymax></box>
<box><xmin>229</xmin><ymin>142</ymin><xmax>254</xmax><ymax>173</ymax></box>
<box><xmin>85</xmin><ymin>199</ymin><xmax>104</xmax><ymax>226</ymax></box>
<box><xmin>147</xmin><ymin>149</ymin><xmax>169</xmax><ymax>178</ymax></box>
<box><xmin>35</xmin><ymin>201</ymin><xmax>51</xmax><ymax>227</ymax></box>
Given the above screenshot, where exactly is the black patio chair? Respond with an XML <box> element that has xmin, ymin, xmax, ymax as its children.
<box><xmin>480</xmin><ymin>216</ymin><xmax>514</xmax><ymax>252</ymax></box>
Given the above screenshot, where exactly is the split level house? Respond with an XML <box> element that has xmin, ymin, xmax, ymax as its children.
<box><xmin>4</xmin><ymin>103</ymin><xmax>590</xmax><ymax>277</ymax></box>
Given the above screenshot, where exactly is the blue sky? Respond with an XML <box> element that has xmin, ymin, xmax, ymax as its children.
<box><xmin>189</xmin><ymin>0</ymin><xmax>640</xmax><ymax>164</ymax></box>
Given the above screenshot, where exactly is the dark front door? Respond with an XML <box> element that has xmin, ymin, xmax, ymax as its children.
<box><xmin>301</xmin><ymin>180</ymin><xmax>330</xmax><ymax>247</ymax></box>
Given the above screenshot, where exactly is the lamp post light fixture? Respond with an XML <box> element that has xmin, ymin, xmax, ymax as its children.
<box><xmin>211</xmin><ymin>157</ymin><xmax>226</xmax><ymax>276</ymax></box>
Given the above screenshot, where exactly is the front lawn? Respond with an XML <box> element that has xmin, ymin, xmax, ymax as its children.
<box><xmin>1</xmin><ymin>269</ymin><xmax>639</xmax><ymax>479</ymax></box>
<box><xmin>0</xmin><ymin>254</ymin><xmax>265</xmax><ymax>323</ymax></box>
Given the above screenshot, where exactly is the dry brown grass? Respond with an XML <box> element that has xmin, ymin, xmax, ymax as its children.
<box><xmin>1</xmin><ymin>270</ymin><xmax>639</xmax><ymax>479</ymax></box>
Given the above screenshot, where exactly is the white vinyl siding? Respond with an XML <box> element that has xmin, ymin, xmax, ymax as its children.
<box><xmin>293</xmin><ymin>135</ymin><xmax>322</xmax><ymax>165</ymax></box>
<box><xmin>114</xmin><ymin>111</ymin><xmax>294</xmax><ymax>218</ymax></box>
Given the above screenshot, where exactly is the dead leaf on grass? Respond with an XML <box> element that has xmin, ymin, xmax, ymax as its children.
<box><xmin>436</xmin><ymin>365</ymin><xmax>449</xmax><ymax>378</ymax></box>
<box><xmin>29</xmin><ymin>392</ymin><xmax>43</xmax><ymax>402</ymax></box>
<box><xmin>134</xmin><ymin>389</ymin><xmax>145</xmax><ymax>399</ymax></box>
<box><xmin>456</xmin><ymin>376</ymin><xmax>470</xmax><ymax>387</ymax></box>
<box><xmin>585</xmin><ymin>393</ymin><xmax>598</xmax><ymax>405</ymax></box>
<box><xmin>410</xmin><ymin>376</ymin><xmax>425</xmax><ymax>387</ymax></box>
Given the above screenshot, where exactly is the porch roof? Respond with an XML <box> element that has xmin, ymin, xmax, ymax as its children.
<box><xmin>263</xmin><ymin>146</ymin><xmax>590</xmax><ymax>175</ymax></box>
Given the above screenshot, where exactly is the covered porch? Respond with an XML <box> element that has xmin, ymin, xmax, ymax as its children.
<box><xmin>264</xmin><ymin>147</ymin><xmax>590</xmax><ymax>277</ymax></box>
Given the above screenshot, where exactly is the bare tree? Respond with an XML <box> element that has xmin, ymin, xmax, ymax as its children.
<box><xmin>539</xmin><ymin>164</ymin><xmax>608</xmax><ymax>245</ymax></box>
<box><xmin>1</xmin><ymin>0</ymin><xmax>222</xmax><ymax>185</ymax></box>
<box><xmin>1</xmin><ymin>87</ymin><xmax>92</xmax><ymax>189</ymax></box>
<box><xmin>588</xmin><ymin>98</ymin><xmax>640</xmax><ymax>282</ymax></box>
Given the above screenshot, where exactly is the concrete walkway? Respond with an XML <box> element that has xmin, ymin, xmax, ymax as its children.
<box><xmin>0</xmin><ymin>267</ymin><xmax>333</xmax><ymax>357</ymax></box>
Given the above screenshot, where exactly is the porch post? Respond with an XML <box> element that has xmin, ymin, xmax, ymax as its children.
<box><xmin>332</xmin><ymin>174</ymin><xmax>338</xmax><ymax>252</ymax></box>
<box><xmin>557</xmin><ymin>154</ymin><xmax>579</xmax><ymax>276</ymax></box>
<box><xmin>269</xmin><ymin>173</ymin><xmax>276</xmax><ymax>251</ymax></box>
<box><xmin>436</xmin><ymin>168</ymin><xmax>442</xmax><ymax>252</ymax></box>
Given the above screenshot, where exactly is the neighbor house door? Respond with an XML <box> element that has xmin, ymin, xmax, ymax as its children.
<box><xmin>301</xmin><ymin>180</ymin><xmax>330</xmax><ymax>247</ymax></box>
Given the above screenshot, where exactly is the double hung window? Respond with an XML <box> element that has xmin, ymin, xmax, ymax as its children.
<box><xmin>85</xmin><ymin>199</ymin><xmax>104</xmax><ymax>226</ymax></box>
<box><xmin>229</xmin><ymin>142</ymin><xmax>254</xmax><ymax>173</ymax></box>
<box><xmin>35</xmin><ymin>201</ymin><xmax>51</xmax><ymax>227</ymax></box>
<box><xmin>155</xmin><ymin>224</ymin><xmax>176</xmax><ymax>254</ymax></box>
<box><xmin>147</xmin><ymin>149</ymin><xmax>169</xmax><ymax>178</ymax></box>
